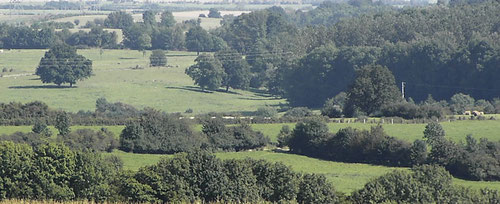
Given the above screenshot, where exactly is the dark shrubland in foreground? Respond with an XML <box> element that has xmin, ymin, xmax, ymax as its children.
<box><xmin>0</xmin><ymin>141</ymin><xmax>498</xmax><ymax>203</ymax></box>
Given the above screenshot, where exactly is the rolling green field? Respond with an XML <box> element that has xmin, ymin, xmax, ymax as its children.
<box><xmin>104</xmin><ymin>150</ymin><xmax>500</xmax><ymax>194</ymax></box>
<box><xmin>0</xmin><ymin>49</ymin><xmax>284</xmax><ymax>114</ymax></box>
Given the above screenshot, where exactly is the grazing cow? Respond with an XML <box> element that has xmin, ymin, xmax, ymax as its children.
<box><xmin>464</xmin><ymin>111</ymin><xmax>471</xmax><ymax>115</ymax></box>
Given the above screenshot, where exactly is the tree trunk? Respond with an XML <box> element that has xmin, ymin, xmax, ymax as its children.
<box><xmin>197</xmin><ymin>50</ymin><xmax>200</xmax><ymax>56</ymax></box>
<box><xmin>70</xmin><ymin>83</ymin><xmax>73</xmax><ymax>87</ymax></box>
<box><xmin>226</xmin><ymin>85</ymin><xmax>229</xmax><ymax>92</ymax></box>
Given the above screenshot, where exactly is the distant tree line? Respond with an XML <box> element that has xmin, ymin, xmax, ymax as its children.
<box><xmin>280</xmin><ymin>118</ymin><xmax>500</xmax><ymax>181</ymax></box>
<box><xmin>0</xmin><ymin>24</ymin><xmax>118</xmax><ymax>49</ymax></box>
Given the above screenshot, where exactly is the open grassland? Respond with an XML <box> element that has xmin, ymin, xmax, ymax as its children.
<box><xmin>0</xmin><ymin>49</ymin><xmax>284</xmax><ymax>114</ymax></box>
<box><xmin>106</xmin><ymin>150</ymin><xmax>500</xmax><ymax>194</ymax></box>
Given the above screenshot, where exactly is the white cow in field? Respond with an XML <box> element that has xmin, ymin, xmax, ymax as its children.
<box><xmin>0</xmin><ymin>50</ymin><xmax>3</xmax><ymax>53</ymax></box>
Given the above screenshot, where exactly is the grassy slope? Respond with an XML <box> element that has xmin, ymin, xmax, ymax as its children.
<box><xmin>105</xmin><ymin>150</ymin><xmax>500</xmax><ymax>194</ymax></box>
<box><xmin>0</xmin><ymin>49</ymin><xmax>284</xmax><ymax>114</ymax></box>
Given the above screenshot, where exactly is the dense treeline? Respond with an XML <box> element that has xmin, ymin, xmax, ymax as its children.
<box><xmin>0</xmin><ymin>141</ymin><xmax>498</xmax><ymax>203</ymax></box>
<box><xmin>0</xmin><ymin>24</ymin><xmax>118</xmax><ymax>49</ymax></box>
<box><xmin>119</xmin><ymin>110</ymin><xmax>270</xmax><ymax>154</ymax></box>
<box><xmin>352</xmin><ymin>165</ymin><xmax>500</xmax><ymax>203</ymax></box>
<box><xmin>282</xmin><ymin>118</ymin><xmax>500</xmax><ymax>181</ymax></box>
<box><xmin>0</xmin><ymin>142</ymin><xmax>337</xmax><ymax>203</ymax></box>
<box><xmin>279</xmin><ymin>1</ymin><xmax>500</xmax><ymax>106</ymax></box>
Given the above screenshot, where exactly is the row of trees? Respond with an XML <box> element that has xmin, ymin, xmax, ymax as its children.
<box><xmin>0</xmin><ymin>24</ymin><xmax>118</xmax><ymax>49</ymax></box>
<box><xmin>0</xmin><ymin>141</ymin><xmax>498</xmax><ymax>203</ymax></box>
<box><xmin>0</xmin><ymin>142</ymin><xmax>337</xmax><ymax>203</ymax></box>
<box><xmin>280</xmin><ymin>118</ymin><xmax>500</xmax><ymax>181</ymax></box>
<box><xmin>119</xmin><ymin>109</ymin><xmax>270</xmax><ymax>154</ymax></box>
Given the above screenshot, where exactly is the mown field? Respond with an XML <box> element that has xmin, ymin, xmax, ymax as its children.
<box><xmin>103</xmin><ymin>150</ymin><xmax>500</xmax><ymax>194</ymax></box>
<box><xmin>0</xmin><ymin>49</ymin><xmax>284</xmax><ymax>114</ymax></box>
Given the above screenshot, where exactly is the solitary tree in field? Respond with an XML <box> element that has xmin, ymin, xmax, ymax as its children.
<box><xmin>185</xmin><ymin>54</ymin><xmax>226</xmax><ymax>91</ymax></box>
<box><xmin>35</xmin><ymin>44</ymin><xmax>92</xmax><ymax>87</ymax></box>
<box><xmin>150</xmin><ymin>50</ymin><xmax>167</xmax><ymax>67</ymax></box>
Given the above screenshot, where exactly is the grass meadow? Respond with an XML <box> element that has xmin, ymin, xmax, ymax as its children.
<box><xmin>104</xmin><ymin>150</ymin><xmax>500</xmax><ymax>194</ymax></box>
<box><xmin>0</xmin><ymin>49</ymin><xmax>284</xmax><ymax>114</ymax></box>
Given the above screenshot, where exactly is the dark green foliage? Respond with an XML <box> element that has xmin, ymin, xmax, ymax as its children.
<box><xmin>0</xmin><ymin>25</ymin><xmax>57</xmax><ymax>49</ymax></box>
<box><xmin>327</xmin><ymin>126</ymin><xmax>412</xmax><ymax>166</ymax></box>
<box><xmin>35</xmin><ymin>44</ymin><xmax>93</xmax><ymax>87</ymax></box>
<box><xmin>288</xmin><ymin>119</ymin><xmax>412</xmax><ymax>166</ymax></box>
<box><xmin>254</xmin><ymin>107</ymin><xmax>277</xmax><ymax>117</ymax></box>
<box><xmin>104</xmin><ymin>11</ymin><xmax>134</xmax><ymax>29</ymax></box>
<box><xmin>409</xmin><ymin>139</ymin><xmax>428</xmax><ymax>165</ymax></box>
<box><xmin>352</xmin><ymin>165</ymin><xmax>460</xmax><ymax>203</ymax></box>
<box><xmin>321</xmin><ymin>93</ymin><xmax>347</xmax><ymax>118</ymax></box>
<box><xmin>201</xmin><ymin>119</ymin><xmax>270</xmax><ymax>151</ymax></box>
<box><xmin>185</xmin><ymin>54</ymin><xmax>226</xmax><ymax>91</ymax></box>
<box><xmin>119</xmin><ymin>109</ymin><xmax>201</xmax><ymax>154</ymax></box>
<box><xmin>142</xmin><ymin>10</ymin><xmax>157</xmax><ymax>26</ymax></box>
<box><xmin>423</xmin><ymin>122</ymin><xmax>446</xmax><ymax>145</ymax></box>
<box><xmin>55</xmin><ymin>111</ymin><xmax>71</xmax><ymax>136</ymax></box>
<box><xmin>123</xmin><ymin>24</ymin><xmax>151</xmax><ymax>50</ymax></box>
<box><xmin>288</xmin><ymin>118</ymin><xmax>331</xmax><ymax>156</ymax></box>
<box><xmin>208</xmin><ymin>8</ymin><xmax>222</xmax><ymax>18</ymax></box>
<box><xmin>149</xmin><ymin>49</ymin><xmax>167</xmax><ymax>67</ymax></box>
<box><xmin>160</xmin><ymin>11</ymin><xmax>176</xmax><ymax>27</ymax></box>
<box><xmin>0</xmin><ymin>132</ymin><xmax>47</xmax><ymax>147</ymax></box>
<box><xmin>0</xmin><ymin>141</ymin><xmax>115</xmax><ymax>201</ymax></box>
<box><xmin>344</xmin><ymin>65</ymin><xmax>401</xmax><ymax>116</ymax></box>
<box><xmin>381</xmin><ymin>101</ymin><xmax>445</xmax><ymax>119</ymax></box>
<box><xmin>283</xmin><ymin>107</ymin><xmax>313</xmax><ymax>118</ymax></box>
<box><xmin>58</xmin><ymin>128</ymin><xmax>119</xmax><ymax>152</ymax></box>
<box><xmin>215</xmin><ymin>49</ymin><xmax>251</xmax><ymax>91</ymax></box>
<box><xmin>95</xmin><ymin>97</ymin><xmax>139</xmax><ymax>118</ymax></box>
<box><xmin>277</xmin><ymin>125</ymin><xmax>292</xmax><ymax>148</ymax></box>
<box><xmin>32</xmin><ymin>120</ymin><xmax>52</xmax><ymax>137</ymax></box>
<box><xmin>65</xmin><ymin>27</ymin><xmax>117</xmax><ymax>48</ymax></box>
<box><xmin>114</xmin><ymin>151</ymin><xmax>337</xmax><ymax>203</ymax></box>
<box><xmin>450</xmin><ymin>93</ymin><xmax>475</xmax><ymax>114</ymax></box>
<box><xmin>186</xmin><ymin>26</ymin><xmax>226</xmax><ymax>54</ymax></box>
<box><xmin>297</xmin><ymin>174</ymin><xmax>337</xmax><ymax>204</ymax></box>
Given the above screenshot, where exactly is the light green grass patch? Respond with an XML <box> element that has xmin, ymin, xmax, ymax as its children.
<box><xmin>107</xmin><ymin>150</ymin><xmax>500</xmax><ymax>194</ymax></box>
<box><xmin>0</xmin><ymin>49</ymin><xmax>284</xmax><ymax>113</ymax></box>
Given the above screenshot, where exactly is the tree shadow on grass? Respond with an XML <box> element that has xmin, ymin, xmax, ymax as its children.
<box><xmin>165</xmin><ymin>86</ymin><xmax>242</xmax><ymax>95</ymax></box>
<box><xmin>165</xmin><ymin>86</ymin><xmax>211</xmax><ymax>93</ymax></box>
<box><xmin>9</xmin><ymin>85</ymin><xmax>77</xmax><ymax>89</ymax></box>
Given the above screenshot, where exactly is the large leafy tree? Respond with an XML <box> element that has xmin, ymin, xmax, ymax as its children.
<box><xmin>35</xmin><ymin>44</ymin><xmax>92</xmax><ymax>87</ymax></box>
<box><xmin>104</xmin><ymin>11</ymin><xmax>134</xmax><ymax>29</ymax></box>
<box><xmin>215</xmin><ymin>49</ymin><xmax>251</xmax><ymax>91</ymax></box>
<box><xmin>185</xmin><ymin>54</ymin><xmax>226</xmax><ymax>91</ymax></box>
<box><xmin>344</xmin><ymin>64</ymin><xmax>401</xmax><ymax>116</ymax></box>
